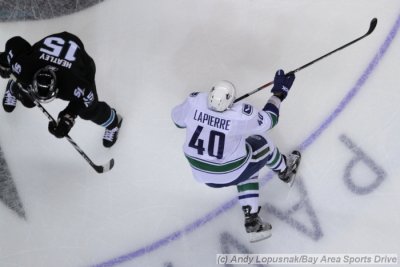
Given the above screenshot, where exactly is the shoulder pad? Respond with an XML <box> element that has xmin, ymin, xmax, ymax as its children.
<box><xmin>242</xmin><ymin>103</ymin><xmax>253</xmax><ymax>116</ymax></box>
<box><xmin>189</xmin><ymin>92</ymin><xmax>200</xmax><ymax>97</ymax></box>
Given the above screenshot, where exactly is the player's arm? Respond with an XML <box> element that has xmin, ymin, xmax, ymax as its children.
<box><xmin>263</xmin><ymin>69</ymin><xmax>296</xmax><ymax>129</ymax></box>
<box><xmin>65</xmin><ymin>83</ymin><xmax>97</xmax><ymax>116</ymax></box>
<box><xmin>48</xmin><ymin>82</ymin><xmax>94</xmax><ymax>138</ymax></box>
<box><xmin>235</xmin><ymin>103</ymin><xmax>272</xmax><ymax>135</ymax></box>
<box><xmin>239</xmin><ymin>69</ymin><xmax>296</xmax><ymax>134</ymax></box>
<box><xmin>0</xmin><ymin>52</ymin><xmax>10</xmax><ymax>79</ymax></box>
<box><xmin>0</xmin><ymin>36</ymin><xmax>31</xmax><ymax>79</ymax></box>
<box><xmin>262</xmin><ymin>95</ymin><xmax>281</xmax><ymax>129</ymax></box>
<box><xmin>171</xmin><ymin>92</ymin><xmax>198</xmax><ymax>128</ymax></box>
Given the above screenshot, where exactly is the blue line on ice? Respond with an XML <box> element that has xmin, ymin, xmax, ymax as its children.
<box><xmin>92</xmin><ymin>14</ymin><xmax>400</xmax><ymax>267</ymax></box>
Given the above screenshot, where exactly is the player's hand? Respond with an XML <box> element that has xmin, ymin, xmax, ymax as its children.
<box><xmin>270</xmin><ymin>69</ymin><xmax>295</xmax><ymax>101</ymax></box>
<box><xmin>48</xmin><ymin>112</ymin><xmax>75</xmax><ymax>138</ymax></box>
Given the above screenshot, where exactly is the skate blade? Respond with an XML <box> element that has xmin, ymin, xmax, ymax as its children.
<box><xmin>249</xmin><ymin>230</ymin><xmax>272</xmax><ymax>243</ymax></box>
<box><xmin>287</xmin><ymin>152</ymin><xmax>301</xmax><ymax>188</ymax></box>
<box><xmin>287</xmin><ymin>174</ymin><xmax>297</xmax><ymax>188</ymax></box>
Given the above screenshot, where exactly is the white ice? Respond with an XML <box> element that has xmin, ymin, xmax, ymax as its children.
<box><xmin>0</xmin><ymin>1</ymin><xmax>399</xmax><ymax>266</ymax></box>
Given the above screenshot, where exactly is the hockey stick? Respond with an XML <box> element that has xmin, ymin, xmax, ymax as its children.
<box><xmin>33</xmin><ymin>100</ymin><xmax>114</xmax><ymax>173</ymax></box>
<box><xmin>234</xmin><ymin>18</ymin><xmax>378</xmax><ymax>103</ymax></box>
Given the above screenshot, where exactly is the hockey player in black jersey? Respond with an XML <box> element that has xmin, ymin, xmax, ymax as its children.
<box><xmin>0</xmin><ymin>32</ymin><xmax>122</xmax><ymax>147</ymax></box>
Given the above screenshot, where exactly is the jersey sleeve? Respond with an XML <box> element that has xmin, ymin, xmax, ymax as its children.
<box><xmin>171</xmin><ymin>92</ymin><xmax>200</xmax><ymax>128</ymax></box>
<box><xmin>262</xmin><ymin>95</ymin><xmax>281</xmax><ymax>129</ymax></box>
<box><xmin>171</xmin><ymin>97</ymin><xmax>191</xmax><ymax>128</ymax></box>
<box><xmin>61</xmin><ymin>77</ymin><xmax>97</xmax><ymax>117</ymax></box>
<box><xmin>236</xmin><ymin>103</ymin><xmax>275</xmax><ymax>136</ymax></box>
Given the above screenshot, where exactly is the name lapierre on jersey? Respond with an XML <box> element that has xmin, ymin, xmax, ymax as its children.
<box><xmin>193</xmin><ymin>109</ymin><xmax>231</xmax><ymax>130</ymax></box>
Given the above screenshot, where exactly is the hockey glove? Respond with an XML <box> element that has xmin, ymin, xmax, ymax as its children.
<box><xmin>0</xmin><ymin>53</ymin><xmax>10</xmax><ymax>79</ymax></box>
<box><xmin>48</xmin><ymin>111</ymin><xmax>76</xmax><ymax>138</ymax></box>
<box><xmin>270</xmin><ymin>69</ymin><xmax>295</xmax><ymax>101</ymax></box>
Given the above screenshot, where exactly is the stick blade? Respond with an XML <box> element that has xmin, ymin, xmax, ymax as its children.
<box><xmin>367</xmin><ymin>18</ymin><xmax>378</xmax><ymax>35</ymax></box>
<box><xmin>93</xmin><ymin>158</ymin><xmax>115</xmax><ymax>173</ymax></box>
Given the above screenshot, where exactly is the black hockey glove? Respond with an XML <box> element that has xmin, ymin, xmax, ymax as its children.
<box><xmin>48</xmin><ymin>111</ymin><xmax>76</xmax><ymax>138</ymax></box>
<box><xmin>270</xmin><ymin>69</ymin><xmax>295</xmax><ymax>101</ymax></box>
<box><xmin>0</xmin><ymin>53</ymin><xmax>11</xmax><ymax>79</ymax></box>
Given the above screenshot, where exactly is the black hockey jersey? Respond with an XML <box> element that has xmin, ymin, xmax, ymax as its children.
<box><xmin>5</xmin><ymin>32</ymin><xmax>97</xmax><ymax>116</ymax></box>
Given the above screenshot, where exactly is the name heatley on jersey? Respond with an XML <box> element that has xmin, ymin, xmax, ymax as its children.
<box><xmin>39</xmin><ymin>53</ymin><xmax>72</xmax><ymax>69</ymax></box>
<box><xmin>0</xmin><ymin>32</ymin><xmax>123</xmax><ymax>148</ymax></box>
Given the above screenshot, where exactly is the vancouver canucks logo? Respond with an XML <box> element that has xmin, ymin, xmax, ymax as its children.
<box><xmin>242</xmin><ymin>104</ymin><xmax>253</xmax><ymax>116</ymax></box>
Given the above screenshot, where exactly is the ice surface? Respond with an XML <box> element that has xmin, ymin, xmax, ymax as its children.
<box><xmin>0</xmin><ymin>1</ymin><xmax>399</xmax><ymax>266</ymax></box>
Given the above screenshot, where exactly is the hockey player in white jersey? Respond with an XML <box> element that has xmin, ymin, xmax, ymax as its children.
<box><xmin>171</xmin><ymin>69</ymin><xmax>301</xmax><ymax>242</ymax></box>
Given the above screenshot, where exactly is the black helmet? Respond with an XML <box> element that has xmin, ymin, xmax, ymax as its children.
<box><xmin>31</xmin><ymin>66</ymin><xmax>58</xmax><ymax>103</ymax></box>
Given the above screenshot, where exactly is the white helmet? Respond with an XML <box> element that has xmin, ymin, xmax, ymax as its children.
<box><xmin>208</xmin><ymin>80</ymin><xmax>236</xmax><ymax>112</ymax></box>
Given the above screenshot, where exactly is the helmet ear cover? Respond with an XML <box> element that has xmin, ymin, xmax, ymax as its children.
<box><xmin>31</xmin><ymin>66</ymin><xmax>58</xmax><ymax>103</ymax></box>
<box><xmin>207</xmin><ymin>80</ymin><xmax>236</xmax><ymax>112</ymax></box>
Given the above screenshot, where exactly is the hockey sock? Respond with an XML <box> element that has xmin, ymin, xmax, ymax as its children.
<box><xmin>101</xmin><ymin>108</ymin><xmax>117</xmax><ymax>129</ymax></box>
<box><xmin>266</xmin><ymin>147</ymin><xmax>286</xmax><ymax>173</ymax></box>
<box><xmin>237</xmin><ymin>176</ymin><xmax>259</xmax><ymax>213</ymax></box>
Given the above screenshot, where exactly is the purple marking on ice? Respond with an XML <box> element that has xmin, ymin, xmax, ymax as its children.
<box><xmin>298</xmin><ymin>15</ymin><xmax>400</xmax><ymax>151</ymax></box>
<box><xmin>92</xmin><ymin>14</ymin><xmax>400</xmax><ymax>267</ymax></box>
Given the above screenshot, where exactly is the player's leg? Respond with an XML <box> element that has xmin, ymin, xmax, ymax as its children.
<box><xmin>237</xmin><ymin>175</ymin><xmax>271</xmax><ymax>241</ymax></box>
<box><xmin>236</xmin><ymin>135</ymin><xmax>273</xmax><ymax>241</ymax></box>
<box><xmin>264</xmin><ymin>136</ymin><xmax>301</xmax><ymax>186</ymax></box>
<box><xmin>278</xmin><ymin>151</ymin><xmax>301</xmax><ymax>186</ymax></box>
<box><xmin>2</xmin><ymin>80</ymin><xmax>35</xmax><ymax>112</ymax></box>
<box><xmin>78</xmin><ymin>92</ymin><xmax>122</xmax><ymax>147</ymax></box>
<box><xmin>264</xmin><ymin>139</ymin><xmax>287</xmax><ymax>173</ymax></box>
<box><xmin>237</xmin><ymin>175</ymin><xmax>260</xmax><ymax>213</ymax></box>
<box><xmin>2</xmin><ymin>80</ymin><xmax>17</xmax><ymax>112</ymax></box>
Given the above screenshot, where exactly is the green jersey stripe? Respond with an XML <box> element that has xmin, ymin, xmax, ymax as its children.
<box><xmin>237</xmin><ymin>183</ymin><xmax>259</xmax><ymax>192</ymax></box>
<box><xmin>266</xmin><ymin>111</ymin><xmax>278</xmax><ymax>128</ymax></box>
<box><xmin>266</xmin><ymin>149</ymin><xmax>281</xmax><ymax>167</ymax></box>
<box><xmin>252</xmin><ymin>146</ymin><xmax>270</xmax><ymax>160</ymax></box>
<box><xmin>185</xmin><ymin>146</ymin><xmax>251</xmax><ymax>174</ymax></box>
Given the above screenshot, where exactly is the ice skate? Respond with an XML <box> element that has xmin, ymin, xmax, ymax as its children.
<box><xmin>103</xmin><ymin>111</ymin><xmax>123</xmax><ymax>147</ymax></box>
<box><xmin>242</xmin><ymin>206</ymin><xmax>272</xmax><ymax>243</ymax></box>
<box><xmin>278</xmin><ymin>150</ymin><xmax>301</xmax><ymax>187</ymax></box>
<box><xmin>2</xmin><ymin>80</ymin><xmax>17</xmax><ymax>113</ymax></box>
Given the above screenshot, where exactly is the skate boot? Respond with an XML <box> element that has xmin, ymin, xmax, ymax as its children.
<box><xmin>278</xmin><ymin>150</ymin><xmax>301</xmax><ymax>187</ymax></box>
<box><xmin>242</xmin><ymin>205</ymin><xmax>272</xmax><ymax>243</ymax></box>
<box><xmin>2</xmin><ymin>80</ymin><xmax>17</xmax><ymax>113</ymax></box>
<box><xmin>103</xmin><ymin>110</ymin><xmax>123</xmax><ymax>148</ymax></box>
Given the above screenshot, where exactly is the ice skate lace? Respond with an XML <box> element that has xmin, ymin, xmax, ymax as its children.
<box><xmin>103</xmin><ymin>127</ymin><xmax>118</xmax><ymax>142</ymax></box>
<box><xmin>4</xmin><ymin>90</ymin><xmax>16</xmax><ymax>106</ymax></box>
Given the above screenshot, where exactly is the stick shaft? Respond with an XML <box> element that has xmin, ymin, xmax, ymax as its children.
<box><xmin>34</xmin><ymin>101</ymin><xmax>113</xmax><ymax>173</ymax></box>
<box><xmin>234</xmin><ymin>18</ymin><xmax>377</xmax><ymax>103</ymax></box>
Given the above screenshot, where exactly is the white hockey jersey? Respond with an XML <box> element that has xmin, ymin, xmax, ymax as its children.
<box><xmin>171</xmin><ymin>92</ymin><xmax>278</xmax><ymax>184</ymax></box>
